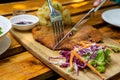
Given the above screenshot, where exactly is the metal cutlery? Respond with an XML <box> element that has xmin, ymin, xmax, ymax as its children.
<box><xmin>47</xmin><ymin>0</ymin><xmax>64</xmax><ymax>48</ymax></box>
<box><xmin>53</xmin><ymin>0</ymin><xmax>106</xmax><ymax>49</ymax></box>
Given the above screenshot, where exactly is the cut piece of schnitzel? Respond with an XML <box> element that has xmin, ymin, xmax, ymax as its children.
<box><xmin>32</xmin><ymin>25</ymin><xmax>103</xmax><ymax>50</ymax></box>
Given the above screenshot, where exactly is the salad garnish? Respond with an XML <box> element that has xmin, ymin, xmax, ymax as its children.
<box><xmin>49</xmin><ymin>41</ymin><xmax>118</xmax><ymax>79</ymax></box>
<box><xmin>0</xmin><ymin>27</ymin><xmax>3</xmax><ymax>35</ymax></box>
<box><xmin>107</xmin><ymin>45</ymin><xmax>120</xmax><ymax>53</ymax></box>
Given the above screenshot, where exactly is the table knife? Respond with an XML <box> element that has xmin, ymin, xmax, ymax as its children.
<box><xmin>53</xmin><ymin>0</ymin><xmax>106</xmax><ymax>49</ymax></box>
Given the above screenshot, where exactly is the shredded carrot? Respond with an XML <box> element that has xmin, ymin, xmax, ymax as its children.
<box><xmin>69</xmin><ymin>50</ymin><xmax>74</xmax><ymax>69</ymax></box>
<box><xmin>73</xmin><ymin>49</ymin><xmax>105</xmax><ymax>80</ymax></box>
<box><xmin>79</xmin><ymin>41</ymin><xmax>88</xmax><ymax>48</ymax></box>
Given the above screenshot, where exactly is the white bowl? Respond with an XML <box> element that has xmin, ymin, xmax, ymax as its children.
<box><xmin>10</xmin><ymin>14</ymin><xmax>39</xmax><ymax>31</ymax></box>
<box><xmin>0</xmin><ymin>16</ymin><xmax>12</xmax><ymax>42</ymax></box>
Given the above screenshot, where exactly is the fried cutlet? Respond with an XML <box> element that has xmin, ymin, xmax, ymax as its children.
<box><xmin>32</xmin><ymin>25</ymin><xmax>103</xmax><ymax>50</ymax></box>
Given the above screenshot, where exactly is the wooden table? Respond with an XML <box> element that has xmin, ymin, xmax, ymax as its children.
<box><xmin>0</xmin><ymin>0</ymin><xmax>120</xmax><ymax>80</ymax></box>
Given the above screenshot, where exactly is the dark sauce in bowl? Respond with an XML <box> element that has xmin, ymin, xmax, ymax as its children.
<box><xmin>15</xmin><ymin>21</ymin><xmax>33</xmax><ymax>25</ymax></box>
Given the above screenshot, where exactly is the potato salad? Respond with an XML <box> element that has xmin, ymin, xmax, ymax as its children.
<box><xmin>37</xmin><ymin>1</ymin><xmax>72</xmax><ymax>26</ymax></box>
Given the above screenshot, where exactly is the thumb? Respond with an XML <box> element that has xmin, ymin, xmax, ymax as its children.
<box><xmin>94</xmin><ymin>0</ymin><xmax>101</xmax><ymax>7</ymax></box>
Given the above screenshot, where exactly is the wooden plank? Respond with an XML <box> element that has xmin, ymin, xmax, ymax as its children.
<box><xmin>9</xmin><ymin>1</ymin><xmax>120</xmax><ymax>80</ymax></box>
<box><xmin>0</xmin><ymin>51</ymin><xmax>55</xmax><ymax>80</ymax></box>
<box><xmin>9</xmin><ymin>5</ymin><xmax>120</xmax><ymax>79</ymax></box>
<box><xmin>57</xmin><ymin>78</ymin><xmax>65</xmax><ymax>80</ymax></box>
<box><xmin>10</xmin><ymin>24</ymin><xmax>120</xmax><ymax>80</ymax></box>
<box><xmin>65</xmin><ymin>1</ymin><xmax>117</xmax><ymax>16</ymax></box>
<box><xmin>0</xmin><ymin>0</ymin><xmax>116</xmax><ymax>16</ymax></box>
<box><xmin>0</xmin><ymin>0</ymin><xmax>45</xmax><ymax>16</ymax></box>
<box><xmin>99</xmin><ymin>25</ymin><xmax>120</xmax><ymax>43</ymax></box>
<box><xmin>1</xmin><ymin>0</ymin><xmax>119</xmax><ymax>80</ymax></box>
<box><xmin>71</xmin><ymin>6</ymin><xmax>120</xmax><ymax>25</ymax></box>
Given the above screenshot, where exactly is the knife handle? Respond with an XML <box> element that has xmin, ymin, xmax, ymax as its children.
<box><xmin>94</xmin><ymin>0</ymin><xmax>106</xmax><ymax>12</ymax></box>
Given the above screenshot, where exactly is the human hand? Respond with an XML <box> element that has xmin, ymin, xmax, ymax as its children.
<box><xmin>94</xmin><ymin>0</ymin><xmax>101</xmax><ymax>6</ymax></box>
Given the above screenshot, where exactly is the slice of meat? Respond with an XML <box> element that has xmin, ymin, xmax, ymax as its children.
<box><xmin>32</xmin><ymin>25</ymin><xmax>103</xmax><ymax>50</ymax></box>
<box><xmin>58</xmin><ymin>25</ymin><xmax>103</xmax><ymax>50</ymax></box>
<box><xmin>32</xmin><ymin>26</ymin><xmax>55</xmax><ymax>48</ymax></box>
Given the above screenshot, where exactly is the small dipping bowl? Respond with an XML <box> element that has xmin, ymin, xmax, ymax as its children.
<box><xmin>10</xmin><ymin>14</ymin><xmax>39</xmax><ymax>31</ymax></box>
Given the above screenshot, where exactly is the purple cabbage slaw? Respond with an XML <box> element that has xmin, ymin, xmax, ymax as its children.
<box><xmin>49</xmin><ymin>42</ymin><xmax>110</xmax><ymax>75</ymax></box>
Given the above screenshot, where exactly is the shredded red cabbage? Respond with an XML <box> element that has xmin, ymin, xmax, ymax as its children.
<box><xmin>49</xmin><ymin>42</ymin><xmax>107</xmax><ymax>75</ymax></box>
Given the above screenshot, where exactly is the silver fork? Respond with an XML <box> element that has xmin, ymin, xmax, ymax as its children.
<box><xmin>47</xmin><ymin>0</ymin><xmax>64</xmax><ymax>47</ymax></box>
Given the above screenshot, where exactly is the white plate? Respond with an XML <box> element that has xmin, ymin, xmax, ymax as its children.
<box><xmin>0</xmin><ymin>35</ymin><xmax>11</xmax><ymax>55</ymax></box>
<box><xmin>102</xmin><ymin>8</ymin><xmax>120</xmax><ymax>27</ymax></box>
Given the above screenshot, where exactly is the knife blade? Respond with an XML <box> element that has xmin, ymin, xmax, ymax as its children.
<box><xmin>53</xmin><ymin>0</ymin><xmax>106</xmax><ymax>49</ymax></box>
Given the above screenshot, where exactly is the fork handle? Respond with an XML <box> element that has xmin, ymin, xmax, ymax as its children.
<box><xmin>47</xmin><ymin>0</ymin><xmax>53</xmax><ymax>13</ymax></box>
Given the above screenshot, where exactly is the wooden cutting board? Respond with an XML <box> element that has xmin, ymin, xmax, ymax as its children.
<box><xmin>10</xmin><ymin>27</ymin><xmax>120</xmax><ymax>80</ymax></box>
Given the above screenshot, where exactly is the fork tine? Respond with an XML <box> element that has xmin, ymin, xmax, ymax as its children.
<box><xmin>55</xmin><ymin>21</ymin><xmax>60</xmax><ymax>42</ymax></box>
<box><xmin>58</xmin><ymin>21</ymin><xmax>64</xmax><ymax>40</ymax></box>
<box><xmin>60</xmin><ymin>21</ymin><xmax>64</xmax><ymax>37</ymax></box>
<box><xmin>52</xmin><ymin>22</ymin><xmax>57</xmax><ymax>44</ymax></box>
<box><xmin>53</xmin><ymin>21</ymin><xmax>64</xmax><ymax>45</ymax></box>
<box><xmin>57</xmin><ymin>21</ymin><xmax>62</xmax><ymax>41</ymax></box>
<box><xmin>55</xmin><ymin>21</ymin><xmax>64</xmax><ymax>43</ymax></box>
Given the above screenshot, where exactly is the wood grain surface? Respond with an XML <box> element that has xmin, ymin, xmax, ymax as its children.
<box><xmin>0</xmin><ymin>0</ymin><xmax>120</xmax><ymax>80</ymax></box>
<box><xmin>10</xmin><ymin>1</ymin><xmax>120</xmax><ymax>78</ymax></box>
<box><xmin>0</xmin><ymin>51</ymin><xmax>55</xmax><ymax>80</ymax></box>
<box><xmin>10</xmin><ymin>23</ymin><xmax>120</xmax><ymax>80</ymax></box>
